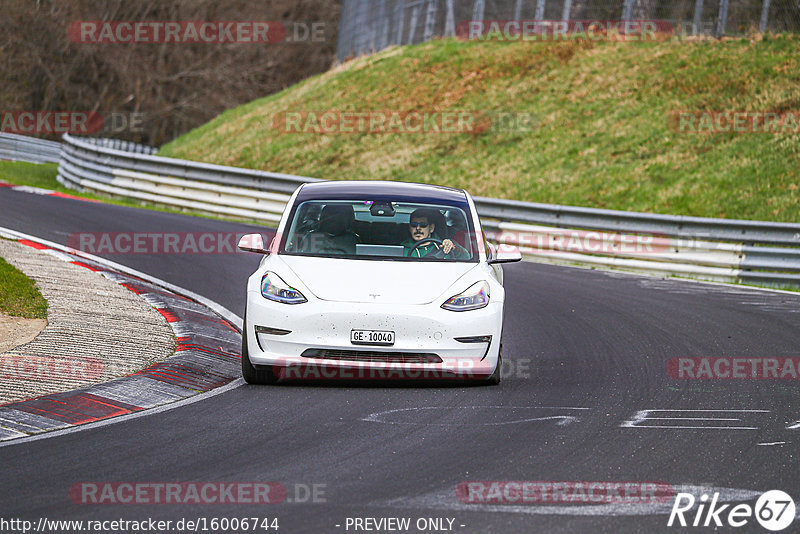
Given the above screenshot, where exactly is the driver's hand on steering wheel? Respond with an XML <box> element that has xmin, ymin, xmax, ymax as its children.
<box><xmin>441</xmin><ymin>239</ymin><xmax>455</xmax><ymax>254</ymax></box>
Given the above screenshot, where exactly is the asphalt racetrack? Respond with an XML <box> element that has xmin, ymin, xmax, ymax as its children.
<box><xmin>1</xmin><ymin>187</ymin><xmax>799</xmax><ymax>533</ymax></box>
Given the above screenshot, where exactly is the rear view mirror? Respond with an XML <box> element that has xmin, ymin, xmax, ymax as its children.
<box><xmin>369</xmin><ymin>201</ymin><xmax>395</xmax><ymax>217</ymax></box>
<box><xmin>238</xmin><ymin>233</ymin><xmax>268</xmax><ymax>254</ymax></box>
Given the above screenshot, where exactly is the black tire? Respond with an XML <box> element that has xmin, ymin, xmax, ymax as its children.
<box><xmin>486</xmin><ymin>344</ymin><xmax>502</xmax><ymax>385</ymax></box>
<box><xmin>241</xmin><ymin>316</ymin><xmax>278</xmax><ymax>385</ymax></box>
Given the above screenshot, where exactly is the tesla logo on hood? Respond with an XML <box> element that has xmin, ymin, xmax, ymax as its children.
<box><xmin>369</xmin><ymin>294</ymin><xmax>380</xmax><ymax>300</ymax></box>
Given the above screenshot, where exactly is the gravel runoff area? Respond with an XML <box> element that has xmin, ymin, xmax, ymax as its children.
<box><xmin>0</xmin><ymin>238</ymin><xmax>175</xmax><ymax>404</ymax></box>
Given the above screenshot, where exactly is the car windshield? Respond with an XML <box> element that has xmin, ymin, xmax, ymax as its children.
<box><xmin>280</xmin><ymin>199</ymin><xmax>478</xmax><ymax>262</ymax></box>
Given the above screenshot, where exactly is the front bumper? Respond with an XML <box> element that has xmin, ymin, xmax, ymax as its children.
<box><xmin>244</xmin><ymin>292</ymin><xmax>503</xmax><ymax>380</ymax></box>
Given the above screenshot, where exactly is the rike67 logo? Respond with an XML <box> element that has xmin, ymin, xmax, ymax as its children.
<box><xmin>668</xmin><ymin>490</ymin><xmax>795</xmax><ymax>531</ymax></box>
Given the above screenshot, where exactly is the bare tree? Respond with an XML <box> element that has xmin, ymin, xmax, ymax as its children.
<box><xmin>0</xmin><ymin>0</ymin><xmax>341</xmax><ymax>145</ymax></box>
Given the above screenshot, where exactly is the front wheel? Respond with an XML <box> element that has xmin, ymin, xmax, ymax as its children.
<box><xmin>485</xmin><ymin>344</ymin><xmax>502</xmax><ymax>385</ymax></box>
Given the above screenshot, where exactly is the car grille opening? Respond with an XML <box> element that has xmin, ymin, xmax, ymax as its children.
<box><xmin>301</xmin><ymin>349</ymin><xmax>442</xmax><ymax>364</ymax></box>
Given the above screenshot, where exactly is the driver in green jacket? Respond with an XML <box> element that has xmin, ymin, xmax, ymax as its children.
<box><xmin>401</xmin><ymin>209</ymin><xmax>470</xmax><ymax>259</ymax></box>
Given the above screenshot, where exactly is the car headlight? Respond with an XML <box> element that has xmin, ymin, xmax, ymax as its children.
<box><xmin>261</xmin><ymin>271</ymin><xmax>307</xmax><ymax>304</ymax></box>
<box><xmin>441</xmin><ymin>281</ymin><xmax>490</xmax><ymax>311</ymax></box>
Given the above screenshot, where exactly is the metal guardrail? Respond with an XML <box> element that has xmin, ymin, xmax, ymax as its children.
<box><xmin>0</xmin><ymin>133</ymin><xmax>61</xmax><ymax>164</ymax></box>
<box><xmin>2</xmin><ymin>132</ymin><xmax>795</xmax><ymax>288</ymax></box>
<box><xmin>78</xmin><ymin>136</ymin><xmax>158</xmax><ymax>156</ymax></box>
<box><xmin>58</xmin><ymin>133</ymin><xmax>316</xmax><ymax>196</ymax></box>
<box><xmin>473</xmin><ymin>197</ymin><xmax>800</xmax><ymax>247</ymax></box>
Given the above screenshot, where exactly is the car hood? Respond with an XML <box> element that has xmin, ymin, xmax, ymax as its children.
<box><xmin>277</xmin><ymin>256</ymin><xmax>477</xmax><ymax>305</ymax></box>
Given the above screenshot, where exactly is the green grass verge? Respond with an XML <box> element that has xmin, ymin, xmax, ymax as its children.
<box><xmin>160</xmin><ymin>34</ymin><xmax>800</xmax><ymax>223</ymax></box>
<box><xmin>0</xmin><ymin>161</ymin><xmax>61</xmax><ymax>190</ymax></box>
<box><xmin>0</xmin><ymin>253</ymin><xmax>48</xmax><ymax>319</ymax></box>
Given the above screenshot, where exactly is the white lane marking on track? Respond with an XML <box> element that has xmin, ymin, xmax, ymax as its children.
<box><xmin>361</xmin><ymin>406</ymin><xmax>589</xmax><ymax>426</ymax></box>
<box><xmin>620</xmin><ymin>409</ymin><xmax>769</xmax><ymax>430</ymax></box>
<box><xmin>757</xmin><ymin>442</ymin><xmax>787</xmax><ymax>446</ymax></box>
<box><xmin>42</xmin><ymin>249</ymin><xmax>77</xmax><ymax>262</ymax></box>
<box><xmin>8</xmin><ymin>185</ymin><xmax>55</xmax><ymax>195</ymax></box>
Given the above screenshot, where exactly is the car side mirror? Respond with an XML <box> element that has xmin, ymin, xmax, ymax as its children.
<box><xmin>488</xmin><ymin>245</ymin><xmax>522</xmax><ymax>264</ymax></box>
<box><xmin>238</xmin><ymin>233</ymin><xmax>268</xmax><ymax>254</ymax></box>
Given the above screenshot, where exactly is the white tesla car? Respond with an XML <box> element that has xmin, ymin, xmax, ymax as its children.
<box><xmin>237</xmin><ymin>181</ymin><xmax>521</xmax><ymax>385</ymax></box>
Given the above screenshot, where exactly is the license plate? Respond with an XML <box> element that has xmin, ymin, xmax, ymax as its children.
<box><xmin>351</xmin><ymin>329</ymin><xmax>395</xmax><ymax>346</ymax></box>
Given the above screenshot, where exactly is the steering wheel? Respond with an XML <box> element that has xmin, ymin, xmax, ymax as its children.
<box><xmin>409</xmin><ymin>238</ymin><xmax>445</xmax><ymax>258</ymax></box>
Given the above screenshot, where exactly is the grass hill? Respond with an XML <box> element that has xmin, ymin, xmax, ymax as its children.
<box><xmin>159</xmin><ymin>34</ymin><xmax>800</xmax><ymax>222</ymax></box>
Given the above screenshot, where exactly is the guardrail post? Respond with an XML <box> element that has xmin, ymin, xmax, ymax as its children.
<box><xmin>715</xmin><ymin>0</ymin><xmax>729</xmax><ymax>36</ymax></box>
<box><xmin>378</xmin><ymin>0</ymin><xmax>389</xmax><ymax>49</ymax></box>
<box><xmin>561</xmin><ymin>0</ymin><xmax>572</xmax><ymax>22</ymax></box>
<box><xmin>759</xmin><ymin>0</ymin><xmax>771</xmax><ymax>32</ymax></box>
<box><xmin>622</xmin><ymin>0</ymin><xmax>635</xmax><ymax>21</ymax></box>
<box><xmin>381</xmin><ymin>12</ymin><xmax>391</xmax><ymax>48</ymax></box>
<box><xmin>335</xmin><ymin>0</ymin><xmax>350</xmax><ymax>60</ymax></box>
<box><xmin>423</xmin><ymin>0</ymin><xmax>438</xmax><ymax>41</ymax></box>
<box><xmin>395</xmin><ymin>0</ymin><xmax>405</xmax><ymax>45</ymax></box>
<box><xmin>692</xmin><ymin>0</ymin><xmax>705</xmax><ymax>34</ymax></box>
<box><xmin>444</xmin><ymin>0</ymin><xmax>456</xmax><ymax>36</ymax></box>
<box><xmin>535</xmin><ymin>0</ymin><xmax>546</xmax><ymax>21</ymax></box>
<box><xmin>408</xmin><ymin>2</ymin><xmax>421</xmax><ymax>44</ymax></box>
<box><xmin>368</xmin><ymin>1</ymin><xmax>378</xmax><ymax>52</ymax></box>
<box><xmin>473</xmin><ymin>0</ymin><xmax>485</xmax><ymax>22</ymax></box>
<box><xmin>356</xmin><ymin>0</ymin><xmax>369</xmax><ymax>55</ymax></box>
